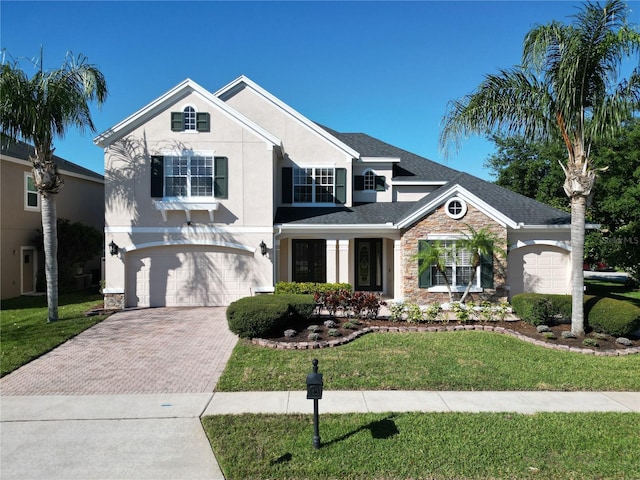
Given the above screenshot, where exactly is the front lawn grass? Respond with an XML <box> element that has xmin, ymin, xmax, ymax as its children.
<box><xmin>217</xmin><ymin>332</ymin><xmax>640</xmax><ymax>391</ymax></box>
<box><xmin>203</xmin><ymin>412</ymin><xmax>639</xmax><ymax>480</ymax></box>
<box><xmin>1</xmin><ymin>292</ymin><xmax>108</xmax><ymax>377</ymax></box>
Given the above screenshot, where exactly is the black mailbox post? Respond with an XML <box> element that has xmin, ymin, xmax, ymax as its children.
<box><xmin>306</xmin><ymin>359</ymin><xmax>323</xmax><ymax>449</ymax></box>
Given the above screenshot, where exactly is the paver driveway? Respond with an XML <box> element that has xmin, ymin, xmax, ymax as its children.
<box><xmin>0</xmin><ymin>307</ymin><xmax>237</xmax><ymax>395</ymax></box>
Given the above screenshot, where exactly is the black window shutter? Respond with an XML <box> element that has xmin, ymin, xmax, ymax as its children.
<box><xmin>375</xmin><ymin>175</ymin><xmax>386</xmax><ymax>191</ymax></box>
<box><xmin>214</xmin><ymin>157</ymin><xmax>228</xmax><ymax>198</ymax></box>
<box><xmin>171</xmin><ymin>112</ymin><xmax>183</xmax><ymax>132</ymax></box>
<box><xmin>480</xmin><ymin>250</ymin><xmax>494</xmax><ymax>288</ymax></box>
<box><xmin>196</xmin><ymin>112</ymin><xmax>210</xmax><ymax>132</ymax></box>
<box><xmin>418</xmin><ymin>240</ymin><xmax>432</xmax><ymax>288</ymax></box>
<box><xmin>354</xmin><ymin>175</ymin><xmax>365</xmax><ymax>191</ymax></box>
<box><xmin>150</xmin><ymin>156</ymin><xmax>164</xmax><ymax>197</ymax></box>
<box><xmin>335</xmin><ymin>168</ymin><xmax>347</xmax><ymax>204</ymax></box>
<box><xmin>282</xmin><ymin>167</ymin><xmax>293</xmax><ymax>204</ymax></box>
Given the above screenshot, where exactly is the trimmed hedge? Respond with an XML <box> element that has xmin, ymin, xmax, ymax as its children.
<box><xmin>512</xmin><ymin>293</ymin><xmax>640</xmax><ymax>336</ymax></box>
<box><xmin>511</xmin><ymin>294</ymin><xmax>572</xmax><ymax>326</ymax></box>
<box><xmin>226</xmin><ymin>294</ymin><xmax>315</xmax><ymax>339</ymax></box>
<box><xmin>275</xmin><ymin>282</ymin><xmax>352</xmax><ymax>295</ymax></box>
<box><xmin>588</xmin><ymin>297</ymin><xmax>640</xmax><ymax>337</ymax></box>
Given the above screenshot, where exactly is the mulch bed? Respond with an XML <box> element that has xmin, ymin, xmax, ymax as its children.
<box><xmin>253</xmin><ymin>314</ymin><xmax>640</xmax><ymax>355</ymax></box>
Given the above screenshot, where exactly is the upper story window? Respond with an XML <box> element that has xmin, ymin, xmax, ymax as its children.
<box><xmin>183</xmin><ymin>106</ymin><xmax>196</xmax><ymax>131</ymax></box>
<box><xmin>363</xmin><ymin>170</ymin><xmax>376</xmax><ymax>191</ymax></box>
<box><xmin>170</xmin><ymin>107</ymin><xmax>210</xmax><ymax>132</ymax></box>
<box><xmin>282</xmin><ymin>167</ymin><xmax>346</xmax><ymax>205</ymax></box>
<box><xmin>445</xmin><ymin>197</ymin><xmax>467</xmax><ymax>219</ymax></box>
<box><xmin>24</xmin><ymin>173</ymin><xmax>40</xmax><ymax>211</ymax></box>
<box><xmin>151</xmin><ymin>155</ymin><xmax>227</xmax><ymax>199</ymax></box>
<box><xmin>354</xmin><ymin>170</ymin><xmax>385</xmax><ymax>192</ymax></box>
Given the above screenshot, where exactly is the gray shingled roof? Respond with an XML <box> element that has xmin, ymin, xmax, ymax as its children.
<box><xmin>1</xmin><ymin>140</ymin><xmax>104</xmax><ymax>181</ymax></box>
<box><xmin>275</xmin><ymin>126</ymin><xmax>570</xmax><ymax>227</ymax></box>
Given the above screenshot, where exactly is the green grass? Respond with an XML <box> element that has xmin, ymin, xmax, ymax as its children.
<box><xmin>217</xmin><ymin>332</ymin><xmax>640</xmax><ymax>392</ymax></box>
<box><xmin>585</xmin><ymin>278</ymin><xmax>640</xmax><ymax>305</ymax></box>
<box><xmin>1</xmin><ymin>292</ymin><xmax>108</xmax><ymax>377</ymax></box>
<box><xmin>203</xmin><ymin>412</ymin><xmax>639</xmax><ymax>480</ymax></box>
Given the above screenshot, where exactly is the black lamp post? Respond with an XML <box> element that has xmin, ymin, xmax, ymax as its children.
<box><xmin>306</xmin><ymin>358</ymin><xmax>323</xmax><ymax>449</ymax></box>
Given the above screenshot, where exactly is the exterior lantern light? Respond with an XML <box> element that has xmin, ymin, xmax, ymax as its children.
<box><xmin>109</xmin><ymin>240</ymin><xmax>119</xmax><ymax>256</ymax></box>
<box><xmin>260</xmin><ymin>240</ymin><xmax>267</xmax><ymax>256</ymax></box>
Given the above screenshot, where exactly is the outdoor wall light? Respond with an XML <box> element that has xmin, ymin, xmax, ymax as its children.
<box><xmin>260</xmin><ymin>240</ymin><xmax>267</xmax><ymax>256</ymax></box>
<box><xmin>109</xmin><ymin>240</ymin><xmax>119</xmax><ymax>256</ymax></box>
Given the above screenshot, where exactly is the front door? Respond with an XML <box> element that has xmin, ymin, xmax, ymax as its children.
<box><xmin>355</xmin><ymin>239</ymin><xmax>382</xmax><ymax>291</ymax></box>
<box><xmin>21</xmin><ymin>248</ymin><xmax>36</xmax><ymax>294</ymax></box>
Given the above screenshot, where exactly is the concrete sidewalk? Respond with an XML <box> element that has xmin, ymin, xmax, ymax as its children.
<box><xmin>2</xmin><ymin>391</ymin><xmax>638</xmax><ymax>479</ymax></box>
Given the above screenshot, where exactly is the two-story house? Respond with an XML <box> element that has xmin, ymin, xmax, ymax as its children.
<box><xmin>1</xmin><ymin>140</ymin><xmax>105</xmax><ymax>300</ymax></box>
<box><xmin>95</xmin><ymin>76</ymin><xmax>573</xmax><ymax>309</ymax></box>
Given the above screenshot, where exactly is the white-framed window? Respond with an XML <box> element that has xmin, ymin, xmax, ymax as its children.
<box><xmin>363</xmin><ymin>169</ymin><xmax>376</xmax><ymax>190</ymax></box>
<box><xmin>151</xmin><ymin>154</ymin><xmax>227</xmax><ymax>199</ymax></box>
<box><xmin>183</xmin><ymin>106</ymin><xmax>196</xmax><ymax>131</ymax></box>
<box><xmin>170</xmin><ymin>107</ymin><xmax>210</xmax><ymax>132</ymax></box>
<box><xmin>418</xmin><ymin>238</ymin><xmax>493</xmax><ymax>291</ymax></box>
<box><xmin>445</xmin><ymin>197</ymin><xmax>467</xmax><ymax>219</ymax></box>
<box><xmin>294</xmin><ymin>167</ymin><xmax>334</xmax><ymax>203</ymax></box>
<box><xmin>24</xmin><ymin>173</ymin><xmax>40</xmax><ymax>211</ymax></box>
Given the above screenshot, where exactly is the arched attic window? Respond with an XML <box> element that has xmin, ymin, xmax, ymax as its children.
<box><xmin>183</xmin><ymin>106</ymin><xmax>196</xmax><ymax>130</ymax></box>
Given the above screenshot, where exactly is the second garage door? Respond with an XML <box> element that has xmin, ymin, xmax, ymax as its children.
<box><xmin>508</xmin><ymin>245</ymin><xmax>570</xmax><ymax>297</ymax></box>
<box><xmin>126</xmin><ymin>245</ymin><xmax>258</xmax><ymax>307</ymax></box>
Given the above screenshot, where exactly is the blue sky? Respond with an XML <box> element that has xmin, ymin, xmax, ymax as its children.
<box><xmin>2</xmin><ymin>1</ymin><xmax>638</xmax><ymax>179</ymax></box>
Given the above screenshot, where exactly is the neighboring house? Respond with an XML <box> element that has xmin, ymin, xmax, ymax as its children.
<box><xmin>95</xmin><ymin>76</ymin><xmax>574</xmax><ymax>309</ymax></box>
<box><xmin>1</xmin><ymin>140</ymin><xmax>105</xmax><ymax>300</ymax></box>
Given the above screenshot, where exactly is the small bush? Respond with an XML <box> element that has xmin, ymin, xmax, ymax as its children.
<box><xmin>226</xmin><ymin>294</ymin><xmax>315</xmax><ymax>339</ymax></box>
<box><xmin>588</xmin><ymin>297</ymin><xmax>640</xmax><ymax>337</ymax></box>
<box><xmin>511</xmin><ymin>294</ymin><xmax>571</xmax><ymax>326</ymax></box>
<box><xmin>328</xmin><ymin>328</ymin><xmax>341</xmax><ymax>337</ymax></box>
<box><xmin>583</xmin><ymin>338</ymin><xmax>599</xmax><ymax>347</ymax></box>
<box><xmin>227</xmin><ymin>296</ymin><xmax>291</xmax><ymax>339</ymax></box>
<box><xmin>275</xmin><ymin>282</ymin><xmax>351</xmax><ymax>295</ymax></box>
<box><xmin>308</xmin><ymin>333</ymin><xmax>320</xmax><ymax>341</ymax></box>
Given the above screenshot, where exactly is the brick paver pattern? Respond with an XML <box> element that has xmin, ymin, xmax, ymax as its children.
<box><xmin>0</xmin><ymin>307</ymin><xmax>238</xmax><ymax>395</ymax></box>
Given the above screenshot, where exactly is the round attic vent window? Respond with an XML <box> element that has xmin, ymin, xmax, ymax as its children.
<box><xmin>445</xmin><ymin>197</ymin><xmax>467</xmax><ymax>219</ymax></box>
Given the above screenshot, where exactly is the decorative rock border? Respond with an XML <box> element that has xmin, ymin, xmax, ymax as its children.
<box><xmin>251</xmin><ymin>324</ymin><xmax>640</xmax><ymax>356</ymax></box>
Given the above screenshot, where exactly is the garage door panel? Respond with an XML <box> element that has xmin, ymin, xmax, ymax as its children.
<box><xmin>508</xmin><ymin>246</ymin><xmax>570</xmax><ymax>297</ymax></box>
<box><xmin>126</xmin><ymin>245</ymin><xmax>260</xmax><ymax>307</ymax></box>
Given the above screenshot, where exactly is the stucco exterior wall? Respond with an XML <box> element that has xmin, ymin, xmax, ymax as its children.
<box><xmin>103</xmin><ymin>90</ymin><xmax>277</xmax><ymax>306</ymax></box>
<box><xmin>1</xmin><ymin>157</ymin><xmax>104</xmax><ymax>299</ymax></box>
<box><xmin>400</xmin><ymin>201</ymin><xmax>508</xmax><ymax>304</ymax></box>
<box><xmin>222</xmin><ymin>86</ymin><xmax>355</xmax><ymax>206</ymax></box>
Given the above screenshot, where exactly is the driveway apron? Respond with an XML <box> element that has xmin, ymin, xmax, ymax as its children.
<box><xmin>1</xmin><ymin>307</ymin><xmax>236</xmax><ymax>480</ymax></box>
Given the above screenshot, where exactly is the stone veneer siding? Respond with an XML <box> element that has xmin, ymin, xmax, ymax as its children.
<box><xmin>104</xmin><ymin>293</ymin><xmax>125</xmax><ymax>310</ymax></box>
<box><xmin>401</xmin><ymin>202</ymin><xmax>508</xmax><ymax>304</ymax></box>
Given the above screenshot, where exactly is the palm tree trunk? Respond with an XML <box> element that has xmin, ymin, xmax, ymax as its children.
<box><xmin>41</xmin><ymin>194</ymin><xmax>59</xmax><ymax>323</ymax></box>
<box><xmin>570</xmin><ymin>195</ymin><xmax>586</xmax><ymax>335</ymax></box>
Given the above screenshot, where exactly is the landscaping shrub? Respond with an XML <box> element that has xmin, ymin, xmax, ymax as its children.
<box><xmin>587</xmin><ymin>297</ymin><xmax>640</xmax><ymax>337</ymax></box>
<box><xmin>226</xmin><ymin>294</ymin><xmax>315</xmax><ymax>338</ymax></box>
<box><xmin>513</xmin><ymin>293</ymin><xmax>640</xmax><ymax>337</ymax></box>
<box><xmin>511</xmin><ymin>294</ymin><xmax>571</xmax><ymax>326</ymax></box>
<box><xmin>274</xmin><ymin>282</ymin><xmax>351</xmax><ymax>295</ymax></box>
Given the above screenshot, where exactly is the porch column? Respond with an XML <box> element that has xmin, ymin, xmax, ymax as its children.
<box><xmin>338</xmin><ymin>239</ymin><xmax>350</xmax><ymax>284</ymax></box>
<box><xmin>274</xmin><ymin>237</ymin><xmax>281</xmax><ymax>284</ymax></box>
<box><xmin>394</xmin><ymin>239</ymin><xmax>402</xmax><ymax>300</ymax></box>
<box><xmin>326</xmin><ymin>240</ymin><xmax>337</xmax><ymax>283</ymax></box>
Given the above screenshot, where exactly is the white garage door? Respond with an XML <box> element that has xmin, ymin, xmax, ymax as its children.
<box><xmin>520</xmin><ymin>247</ymin><xmax>569</xmax><ymax>295</ymax></box>
<box><xmin>126</xmin><ymin>245</ymin><xmax>257</xmax><ymax>307</ymax></box>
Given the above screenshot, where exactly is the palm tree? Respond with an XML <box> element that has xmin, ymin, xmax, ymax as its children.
<box><xmin>457</xmin><ymin>225</ymin><xmax>506</xmax><ymax>304</ymax></box>
<box><xmin>413</xmin><ymin>240</ymin><xmax>455</xmax><ymax>303</ymax></box>
<box><xmin>1</xmin><ymin>51</ymin><xmax>107</xmax><ymax>322</ymax></box>
<box><xmin>440</xmin><ymin>0</ymin><xmax>639</xmax><ymax>334</ymax></box>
